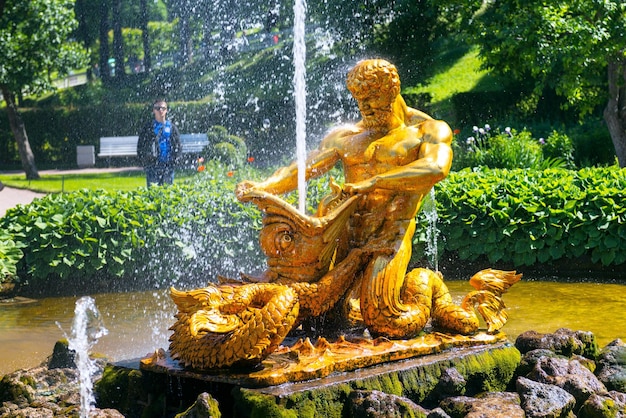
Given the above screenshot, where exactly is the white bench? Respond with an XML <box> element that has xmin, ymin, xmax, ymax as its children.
<box><xmin>180</xmin><ymin>133</ymin><xmax>209</xmax><ymax>154</ymax></box>
<box><xmin>97</xmin><ymin>134</ymin><xmax>209</xmax><ymax>165</ymax></box>
<box><xmin>98</xmin><ymin>136</ymin><xmax>139</xmax><ymax>158</ymax></box>
<box><xmin>98</xmin><ymin>135</ymin><xmax>209</xmax><ymax>157</ymax></box>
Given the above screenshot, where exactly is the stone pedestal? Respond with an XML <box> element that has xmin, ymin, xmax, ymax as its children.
<box><xmin>96</xmin><ymin>334</ymin><xmax>521</xmax><ymax>417</ymax></box>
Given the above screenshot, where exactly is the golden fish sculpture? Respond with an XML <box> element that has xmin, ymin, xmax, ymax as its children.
<box><xmin>168</xmin><ymin>187</ymin><xmax>520</xmax><ymax>371</ymax></box>
<box><xmin>169</xmin><ymin>189</ymin><xmax>369</xmax><ymax>369</ymax></box>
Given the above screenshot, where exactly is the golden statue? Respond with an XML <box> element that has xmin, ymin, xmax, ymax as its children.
<box><xmin>166</xmin><ymin>59</ymin><xmax>521</xmax><ymax>372</ymax></box>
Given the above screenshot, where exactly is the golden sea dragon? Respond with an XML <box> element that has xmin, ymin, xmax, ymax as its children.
<box><xmin>169</xmin><ymin>190</ymin><xmax>369</xmax><ymax>369</ymax></box>
<box><xmin>168</xmin><ymin>188</ymin><xmax>520</xmax><ymax>370</ymax></box>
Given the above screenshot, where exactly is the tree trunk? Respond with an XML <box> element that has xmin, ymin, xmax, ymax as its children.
<box><xmin>99</xmin><ymin>0</ymin><xmax>111</xmax><ymax>83</ymax></box>
<box><xmin>112</xmin><ymin>0</ymin><xmax>125</xmax><ymax>79</ymax></box>
<box><xmin>603</xmin><ymin>59</ymin><xmax>626</xmax><ymax>168</ymax></box>
<box><xmin>1</xmin><ymin>86</ymin><xmax>39</xmax><ymax>180</ymax></box>
<box><xmin>139</xmin><ymin>0</ymin><xmax>151</xmax><ymax>72</ymax></box>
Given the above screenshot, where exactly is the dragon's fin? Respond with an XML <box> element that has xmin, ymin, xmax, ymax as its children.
<box><xmin>469</xmin><ymin>269</ymin><xmax>522</xmax><ymax>295</ymax></box>
<box><xmin>462</xmin><ymin>290</ymin><xmax>508</xmax><ymax>333</ymax></box>
<box><xmin>190</xmin><ymin>309</ymin><xmax>241</xmax><ymax>335</ymax></box>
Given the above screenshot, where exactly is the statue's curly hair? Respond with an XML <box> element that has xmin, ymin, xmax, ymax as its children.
<box><xmin>346</xmin><ymin>59</ymin><xmax>401</xmax><ymax>100</ymax></box>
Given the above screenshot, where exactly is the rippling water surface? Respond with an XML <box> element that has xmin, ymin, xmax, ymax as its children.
<box><xmin>1</xmin><ymin>279</ymin><xmax>624</xmax><ymax>376</ymax></box>
<box><xmin>0</xmin><ymin>290</ymin><xmax>175</xmax><ymax>375</ymax></box>
<box><xmin>446</xmin><ymin>279</ymin><xmax>626</xmax><ymax>346</ymax></box>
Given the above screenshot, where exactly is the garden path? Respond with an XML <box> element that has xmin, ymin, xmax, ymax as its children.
<box><xmin>0</xmin><ymin>167</ymin><xmax>141</xmax><ymax>217</ymax></box>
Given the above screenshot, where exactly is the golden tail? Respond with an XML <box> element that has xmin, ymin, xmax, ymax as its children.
<box><xmin>462</xmin><ymin>269</ymin><xmax>521</xmax><ymax>333</ymax></box>
<box><xmin>469</xmin><ymin>269</ymin><xmax>522</xmax><ymax>295</ymax></box>
<box><xmin>168</xmin><ymin>283</ymin><xmax>299</xmax><ymax>369</ymax></box>
<box><xmin>461</xmin><ymin>290</ymin><xmax>506</xmax><ymax>333</ymax></box>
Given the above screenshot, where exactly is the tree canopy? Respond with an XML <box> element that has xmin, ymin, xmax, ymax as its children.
<box><xmin>0</xmin><ymin>0</ymin><xmax>88</xmax><ymax>178</ymax></box>
<box><xmin>463</xmin><ymin>0</ymin><xmax>626</xmax><ymax>166</ymax></box>
<box><xmin>0</xmin><ymin>0</ymin><xmax>88</xmax><ymax>96</ymax></box>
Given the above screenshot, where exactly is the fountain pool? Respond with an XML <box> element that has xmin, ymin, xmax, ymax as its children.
<box><xmin>0</xmin><ymin>278</ymin><xmax>624</xmax><ymax>376</ymax></box>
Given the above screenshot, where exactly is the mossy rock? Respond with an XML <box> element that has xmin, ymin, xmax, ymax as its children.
<box><xmin>175</xmin><ymin>392</ymin><xmax>221</xmax><ymax>417</ymax></box>
<box><xmin>596</xmin><ymin>340</ymin><xmax>626</xmax><ymax>392</ymax></box>
<box><xmin>515</xmin><ymin>328</ymin><xmax>600</xmax><ymax>359</ymax></box>
<box><xmin>233</xmin><ymin>390</ymin><xmax>298</xmax><ymax>418</ymax></box>
<box><xmin>578</xmin><ymin>392</ymin><xmax>626</xmax><ymax>418</ymax></box>
<box><xmin>231</xmin><ymin>343</ymin><xmax>520</xmax><ymax>417</ymax></box>
<box><xmin>48</xmin><ymin>339</ymin><xmax>76</xmax><ymax>369</ymax></box>
<box><xmin>347</xmin><ymin>390</ymin><xmax>429</xmax><ymax>418</ymax></box>
<box><xmin>0</xmin><ymin>373</ymin><xmax>35</xmax><ymax>405</ymax></box>
<box><xmin>95</xmin><ymin>364</ymin><xmax>150</xmax><ymax>417</ymax></box>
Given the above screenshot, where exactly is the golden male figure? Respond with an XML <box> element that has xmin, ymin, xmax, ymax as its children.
<box><xmin>237</xmin><ymin>59</ymin><xmax>455</xmax><ymax>337</ymax></box>
<box><xmin>165</xmin><ymin>59</ymin><xmax>520</xmax><ymax>371</ymax></box>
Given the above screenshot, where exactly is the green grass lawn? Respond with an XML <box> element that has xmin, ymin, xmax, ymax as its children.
<box><xmin>0</xmin><ymin>170</ymin><xmax>195</xmax><ymax>193</ymax></box>
<box><xmin>405</xmin><ymin>46</ymin><xmax>504</xmax><ymax>123</ymax></box>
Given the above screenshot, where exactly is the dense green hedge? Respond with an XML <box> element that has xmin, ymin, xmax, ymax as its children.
<box><xmin>0</xmin><ymin>163</ymin><xmax>265</xmax><ymax>294</ymax></box>
<box><xmin>424</xmin><ymin>166</ymin><xmax>626</xmax><ymax>267</ymax></box>
<box><xmin>1</xmin><ymin>165</ymin><xmax>624</xmax><ymax>295</ymax></box>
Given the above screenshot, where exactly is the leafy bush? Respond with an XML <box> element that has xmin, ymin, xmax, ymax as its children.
<box><xmin>0</xmin><ymin>162</ymin><xmax>264</xmax><ymax>293</ymax></box>
<box><xmin>3</xmin><ymin>190</ymin><xmax>153</xmax><ymax>282</ymax></box>
<box><xmin>3</xmin><ymin>163</ymin><xmax>625</xmax><ymax>295</ymax></box>
<box><xmin>0</xmin><ymin>160</ymin><xmax>340</xmax><ymax>294</ymax></box>
<box><xmin>204</xmin><ymin>126</ymin><xmax>248</xmax><ymax>168</ymax></box>
<box><xmin>540</xmin><ymin>130</ymin><xmax>576</xmax><ymax>169</ymax></box>
<box><xmin>452</xmin><ymin>124</ymin><xmax>574</xmax><ymax>170</ymax></box>
<box><xmin>0</xmin><ymin>230</ymin><xmax>24</xmax><ymax>287</ymax></box>
<box><xmin>423</xmin><ymin>166</ymin><xmax>626</xmax><ymax>267</ymax></box>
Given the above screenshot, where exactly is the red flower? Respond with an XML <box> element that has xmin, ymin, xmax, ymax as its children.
<box><xmin>197</xmin><ymin>165</ymin><xmax>205</xmax><ymax>172</ymax></box>
<box><xmin>453</xmin><ymin>129</ymin><xmax>461</xmax><ymax>135</ymax></box>
<box><xmin>227</xmin><ymin>171</ymin><xmax>234</xmax><ymax>177</ymax></box>
<box><xmin>247</xmin><ymin>156</ymin><xmax>255</xmax><ymax>163</ymax></box>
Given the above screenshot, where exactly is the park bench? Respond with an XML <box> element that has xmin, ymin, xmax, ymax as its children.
<box><xmin>97</xmin><ymin>133</ymin><xmax>208</xmax><ymax>165</ymax></box>
<box><xmin>97</xmin><ymin>136</ymin><xmax>139</xmax><ymax>166</ymax></box>
<box><xmin>97</xmin><ymin>136</ymin><xmax>139</xmax><ymax>158</ymax></box>
<box><xmin>180</xmin><ymin>133</ymin><xmax>209</xmax><ymax>154</ymax></box>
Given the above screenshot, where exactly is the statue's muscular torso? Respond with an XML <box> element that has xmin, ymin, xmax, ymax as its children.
<box><xmin>321</xmin><ymin>123</ymin><xmax>427</xmax><ymax>246</ymax></box>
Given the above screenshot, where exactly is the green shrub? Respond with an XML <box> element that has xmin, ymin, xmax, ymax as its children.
<box><xmin>0</xmin><ymin>230</ymin><xmax>24</xmax><ymax>285</ymax></box>
<box><xmin>453</xmin><ymin>125</ymin><xmax>541</xmax><ymax>169</ymax></box>
<box><xmin>0</xmin><ymin>162</ymin><xmax>264</xmax><ymax>292</ymax></box>
<box><xmin>3</xmin><ymin>164</ymin><xmax>625</xmax><ymax>295</ymax></box>
<box><xmin>204</xmin><ymin>126</ymin><xmax>248</xmax><ymax>168</ymax></box>
<box><xmin>541</xmin><ymin>130</ymin><xmax>575</xmax><ymax>169</ymax></box>
<box><xmin>421</xmin><ymin>166</ymin><xmax>626</xmax><ymax>267</ymax></box>
<box><xmin>452</xmin><ymin>124</ymin><xmax>575</xmax><ymax>170</ymax></box>
<box><xmin>0</xmin><ymin>161</ymin><xmax>338</xmax><ymax>294</ymax></box>
<box><xmin>2</xmin><ymin>188</ymin><xmax>162</xmax><ymax>285</ymax></box>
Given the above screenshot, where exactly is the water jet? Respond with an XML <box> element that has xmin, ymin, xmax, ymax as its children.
<box><xmin>64</xmin><ymin>296</ymin><xmax>108</xmax><ymax>418</ymax></box>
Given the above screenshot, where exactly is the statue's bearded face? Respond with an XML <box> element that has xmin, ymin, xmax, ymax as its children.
<box><xmin>354</xmin><ymin>90</ymin><xmax>395</xmax><ymax>129</ymax></box>
<box><xmin>346</xmin><ymin>60</ymin><xmax>400</xmax><ymax>130</ymax></box>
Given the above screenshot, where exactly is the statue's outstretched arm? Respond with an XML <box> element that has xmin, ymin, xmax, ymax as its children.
<box><xmin>237</xmin><ymin>147</ymin><xmax>341</xmax><ymax>200</ymax></box>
